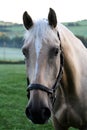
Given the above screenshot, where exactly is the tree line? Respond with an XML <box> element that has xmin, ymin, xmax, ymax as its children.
<box><xmin>0</xmin><ymin>35</ymin><xmax>23</xmax><ymax>48</ymax></box>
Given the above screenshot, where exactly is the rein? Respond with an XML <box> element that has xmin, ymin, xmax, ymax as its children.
<box><xmin>27</xmin><ymin>32</ymin><xmax>64</xmax><ymax>105</ymax></box>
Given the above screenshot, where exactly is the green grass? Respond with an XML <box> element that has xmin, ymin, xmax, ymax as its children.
<box><xmin>0</xmin><ymin>64</ymin><xmax>78</xmax><ymax>130</ymax></box>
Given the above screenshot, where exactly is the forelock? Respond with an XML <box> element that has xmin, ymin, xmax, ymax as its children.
<box><xmin>24</xmin><ymin>19</ymin><xmax>58</xmax><ymax>45</ymax></box>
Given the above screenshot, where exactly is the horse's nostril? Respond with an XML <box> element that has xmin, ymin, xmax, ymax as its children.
<box><xmin>42</xmin><ymin>107</ymin><xmax>51</xmax><ymax>120</ymax></box>
<box><xmin>25</xmin><ymin>106</ymin><xmax>31</xmax><ymax>119</ymax></box>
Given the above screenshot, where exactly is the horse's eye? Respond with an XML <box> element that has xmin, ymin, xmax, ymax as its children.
<box><xmin>54</xmin><ymin>48</ymin><xmax>59</xmax><ymax>56</ymax></box>
<box><xmin>49</xmin><ymin>47</ymin><xmax>59</xmax><ymax>59</ymax></box>
<box><xmin>22</xmin><ymin>48</ymin><xmax>29</xmax><ymax>58</ymax></box>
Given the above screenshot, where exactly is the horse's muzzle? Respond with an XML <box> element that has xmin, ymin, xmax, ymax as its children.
<box><xmin>25</xmin><ymin>105</ymin><xmax>51</xmax><ymax>124</ymax></box>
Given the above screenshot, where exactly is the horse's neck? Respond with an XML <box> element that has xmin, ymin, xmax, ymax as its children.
<box><xmin>59</xmin><ymin>24</ymin><xmax>81</xmax><ymax>97</ymax></box>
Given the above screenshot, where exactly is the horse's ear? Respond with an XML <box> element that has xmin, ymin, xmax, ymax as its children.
<box><xmin>48</xmin><ymin>8</ymin><xmax>57</xmax><ymax>28</ymax></box>
<box><xmin>23</xmin><ymin>11</ymin><xmax>33</xmax><ymax>30</ymax></box>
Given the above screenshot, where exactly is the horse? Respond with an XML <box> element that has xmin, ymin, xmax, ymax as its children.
<box><xmin>22</xmin><ymin>8</ymin><xmax>87</xmax><ymax>130</ymax></box>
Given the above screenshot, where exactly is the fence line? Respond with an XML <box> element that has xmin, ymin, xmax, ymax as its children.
<box><xmin>0</xmin><ymin>47</ymin><xmax>24</xmax><ymax>61</ymax></box>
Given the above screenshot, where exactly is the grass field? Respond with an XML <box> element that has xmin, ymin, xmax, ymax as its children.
<box><xmin>0</xmin><ymin>64</ymin><xmax>78</xmax><ymax>130</ymax></box>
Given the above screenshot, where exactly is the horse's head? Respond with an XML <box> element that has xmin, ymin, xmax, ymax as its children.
<box><xmin>22</xmin><ymin>8</ymin><xmax>63</xmax><ymax>124</ymax></box>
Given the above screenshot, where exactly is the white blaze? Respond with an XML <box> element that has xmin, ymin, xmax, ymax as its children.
<box><xmin>35</xmin><ymin>36</ymin><xmax>42</xmax><ymax>79</ymax></box>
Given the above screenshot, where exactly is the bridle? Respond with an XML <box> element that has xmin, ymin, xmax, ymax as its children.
<box><xmin>26</xmin><ymin>32</ymin><xmax>64</xmax><ymax>106</ymax></box>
